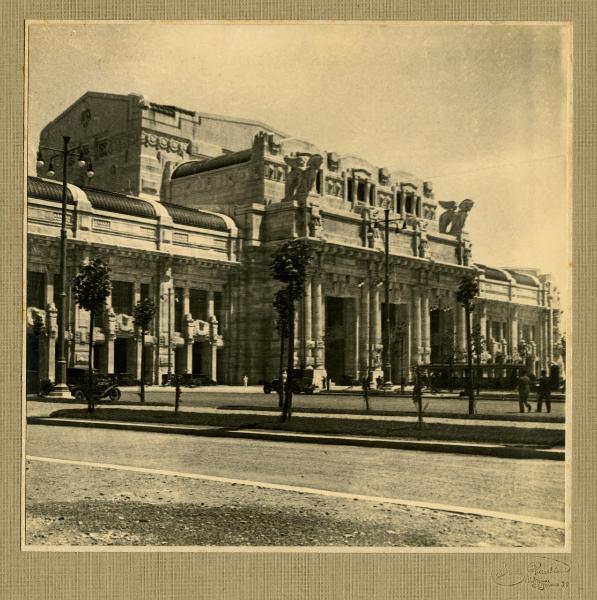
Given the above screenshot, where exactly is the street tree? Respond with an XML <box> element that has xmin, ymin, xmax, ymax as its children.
<box><xmin>133</xmin><ymin>298</ymin><xmax>157</xmax><ymax>403</ymax></box>
<box><xmin>72</xmin><ymin>258</ymin><xmax>112</xmax><ymax>413</ymax></box>
<box><xmin>472</xmin><ymin>322</ymin><xmax>485</xmax><ymax>396</ymax></box>
<box><xmin>270</xmin><ymin>239</ymin><xmax>313</xmax><ymax>422</ymax></box>
<box><xmin>273</xmin><ymin>288</ymin><xmax>290</xmax><ymax>409</ymax></box>
<box><xmin>456</xmin><ymin>272</ymin><xmax>480</xmax><ymax>415</ymax></box>
<box><xmin>440</xmin><ymin>330</ymin><xmax>457</xmax><ymax>392</ymax></box>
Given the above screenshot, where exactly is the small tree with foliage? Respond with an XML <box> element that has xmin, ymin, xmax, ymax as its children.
<box><xmin>271</xmin><ymin>240</ymin><xmax>313</xmax><ymax>422</ymax></box>
<box><xmin>73</xmin><ymin>259</ymin><xmax>112</xmax><ymax>413</ymax></box>
<box><xmin>456</xmin><ymin>272</ymin><xmax>480</xmax><ymax>415</ymax></box>
<box><xmin>273</xmin><ymin>288</ymin><xmax>290</xmax><ymax>409</ymax></box>
<box><xmin>133</xmin><ymin>298</ymin><xmax>156</xmax><ymax>403</ymax></box>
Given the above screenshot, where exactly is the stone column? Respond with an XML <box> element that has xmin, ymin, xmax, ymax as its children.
<box><xmin>548</xmin><ymin>307</ymin><xmax>554</xmax><ymax>365</ymax></box>
<box><xmin>182</xmin><ymin>288</ymin><xmax>193</xmax><ymax>373</ymax></box>
<box><xmin>399</xmin><ymin>192</ymin><xmax>406</xmax><ymax>220</ymax></box>
<box><xmin>510</xmin><ymin>307</ymin><xmax>519</xmax><ymax>359</ymax></box>
<box><xmin>421</xmin><ymin>291</ymin><xmax>431</xmax><ymax>364</ymax></box>
<box><xmin>101</xmin><ymin>292</ymin><xmax>115</xmax><ymax>374</ymax></box>
<box><xmin>543</xmin><ymin>310</ymin><xmax>550</xmax><ymax>369</ymax></box>
<box><xmin>359</xmin><ymin>282</ymin><xmax>370</xmax><ymax>376</ymax></box>
<box><xmin>131</xmin><ymin>282</ymin><xmax>142</xmax><ymax>380</ymax></box>
<box><xmin>370</xmin><ymin>283</ymin><xmax>381</xmax><ymax>372</ymax></box>
<box><xmin>455</xmin><ymin>300</ymin><xmax>466</xmax><ymax>361</ymax></box>
<box><xmin>311</xmin><ymin>276</ymin><xmax>323</xmax><ymax>368</ymax></box>
<box><xmin>303</xmin><ymin>278</ymin><xmax>312</xmax><ymax>367</ymax></box>
<box><xmin>404</xmin><ymin>300</ymin><xmax>412</xmax><ymax>381</ymax></box>
<box><xmin>411</xmin><ymin>288</ymin><xmax>421</xmax><ymax>366</ymax></box>
<box><xmin>352</xmin><ymin>295</ymin><xmax>360</xmax><ymax>377</ymax></box>
<box><xmin>478</xmin><ymin>302</ymin><xmax>487</xmax><ymax>346</ymax></box>
<box><xmin>364</xmin><ymin>181</ymin><xmax>371</xmax><ymax>205</ymax></box>
<box><xmin>351</xmin><ymin>176</ymin><xmax>358</xmax><ymax>204</ymax></box>
<box><xmin>207</xmin><ymin>290</ymin><xmax>218</xmax><ymax>382</ymax></box>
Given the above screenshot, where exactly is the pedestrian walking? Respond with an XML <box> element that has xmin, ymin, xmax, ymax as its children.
<box><xmin>517</xmin><ymin>370</ymin><xmax>532</xmax><ymax>412</ymax></box>
<box><xmin>362</xmin><ymin>375</ymin><xmax>371</xmax><ymax>411</ymax></box>
<box><xmin>242</xmin><ymin>374</ymin><xmax>248</xmax><ymax>387</ymax></box>
<box><xmin>376</xmin><ymin>375</ymin><xmax>383</xmax><ymax>389</ymax></box>
<box><xmin>536</xmin><ymin>369</ymin><xmax>552</xmax><ymax>413</ymax></box>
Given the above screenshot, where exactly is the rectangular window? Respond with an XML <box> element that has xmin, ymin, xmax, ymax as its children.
<box><xmin>27</xmin><ymin>271</ymin><xmax>45</xmax><ymax>309</ymax></box>
<box><xmin>315</xmin><ymin>171</ymin><xmax>322</xmax><ymax>194</ymax></box>
<box><xmin>189</xmin><ymin>289</ymin><xmax>208</xmax><ymax>321</ymax></box>
<box><xmin>347</xmin><ymin>178</ymin><xmax>354</xmax><ymax>203</ymax></box>
<box><xmin>174</xmin><ymin>287</ymin><xmax>184</xmax><ymax>332</ymax></box>
<box><xmin>356</xmin><ymin>180</ymin><xmax>366</xmax><ymax>203</ymax></box>
<box><xmin>369</xmin><ymin>184</ymin><xmax>375</xmax><ymax>206</ymax></box>
<box><xmin>111</xmin><ymin>281</ymin><xmax>134</xmax><ymax>315</ymax></box>
<box><xmin>140</xmin><ymin>283</ymin><xmax>151</xmax><ymax>301</ymax></box>
<box><xmin>405</xmin><ymin>194</ymin><xmax>414</xmax><ymax>214</ymax></box>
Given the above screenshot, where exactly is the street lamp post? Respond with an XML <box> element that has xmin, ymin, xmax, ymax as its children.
<box><xmin>383</xmin><ymin>207</ymin><xmax>392</xmax><ymax>386</ymax></box>
<box><xmin>368</xmin><ymin>204</ymin><xmax>409</xmax><ymax>390</ymax></box>
<box><xmin>160</xmin><ymin>288</ymin><xmax>178</xmax><ymax>384</ymax></box>
<box><xmin>36</xmin><ymin>135</ymin><xmax>94</xmax><ymax>398</ymax></box>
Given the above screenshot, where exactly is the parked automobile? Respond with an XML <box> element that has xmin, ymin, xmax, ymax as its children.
<box><xmin>111</xmin><ymin>372</ymin><xmax>139</xmax><ymax>386</ymax></box>
<box><xmin>263</xmin><ymin>369</ymin><xmax>318</xmax><ymax>395</ymax></box>
<box><xmin>40</xmin><ymin>368</ymin><xmax>121</xmax><ymax>402</ymax></box>
<box><xmin>161</xmin><ymin>373</ymin><xmax>216</xmax><ymax>387</ymax></box>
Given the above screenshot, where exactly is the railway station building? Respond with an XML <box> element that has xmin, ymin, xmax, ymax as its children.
<box><xmin>26</xmin><ymin>91</ymin><xmax>563</xmax><ymax>389</ymax></box>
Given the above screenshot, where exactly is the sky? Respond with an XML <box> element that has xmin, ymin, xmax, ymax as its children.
<box><xmin>27</xmin><ymin>22</ymin><xmax>571</xmax><ymax>314</ymax></box>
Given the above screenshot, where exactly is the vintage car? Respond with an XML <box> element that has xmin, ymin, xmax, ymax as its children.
<box><xmin>263</xmin><ymin>369</ymin><xmax>318</xmax><ymax>395</ymax></box>
<box><xmin>41</xmin><ymin>368</ymin><xmax>121</xmax><ymax>402</ymax></box>
<box><xmin>161</xmin><ymin>373</ymin><xmax>216</xmax><ymax>387</ymax></box>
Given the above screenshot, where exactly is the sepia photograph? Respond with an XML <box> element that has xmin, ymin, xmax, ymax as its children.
<box><xmin>24</xmin><ymin>21</ymin><xmax>570</xmax><ymax>552</ymax></box>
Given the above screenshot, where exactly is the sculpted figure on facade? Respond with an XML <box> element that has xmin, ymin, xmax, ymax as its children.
<box><xmin>294</xmin><ymin>154</ymin><xmax>323</xmax><ymax>203</ymax></box>
<box><xmin>450</xmin><ymin>199</ymin><xmax>474</xmax><ymax>235</ymax></box>
<box><xmin>438</xmin><ymin>201</ymin><xmax>457</xmax><ymax>233</ymax></box>
<box><xmin>283</xmin><ymin>155</ymin><xmax>305</xmax><ymax>201</ymax></box>
<box><xmin>438</xmin><ymin>199</ymin><xmax>474</xmax><ymax>235</ymax></box>
<box><xmin>308</xmin><ymin>205</ymin><xmax>324</xmax><ymax>238</ymax></box>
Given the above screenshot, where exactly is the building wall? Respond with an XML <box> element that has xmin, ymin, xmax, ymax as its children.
<box><xmin>30</xmin><ymin>93</ymin><xmax>563</xmax><ymax>389</ymax></box>
<box><xmin>26</xmin><ymin>179</ymin><xmax>238</xmax><ymax>390</ymax></box>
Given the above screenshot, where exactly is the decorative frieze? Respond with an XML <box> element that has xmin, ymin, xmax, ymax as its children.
<box><xmin>140</xmin><ymin>131</ymin><xmax>186</xmax><ymax>156</ymax></box>
<box><xmin>264</xmin><ymin>161</ymin><xmax>286</xmax><ymax>182</ymax></box>
<box><xmin>325</xmin><ymin>177</ymin><xmax>344</xmax><ymax>198</ymax></box>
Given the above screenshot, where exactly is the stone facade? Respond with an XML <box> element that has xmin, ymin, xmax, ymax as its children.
<box><xmin>28</xmin><ymin>92</ymin><xmax>563</xmax><ymax>389</ymax></box>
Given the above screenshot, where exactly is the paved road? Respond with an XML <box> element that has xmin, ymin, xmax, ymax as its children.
<box><xmin>27</xmin><ymin>424</ymin><xmax>565</xmax><ymax>522</ymax></box>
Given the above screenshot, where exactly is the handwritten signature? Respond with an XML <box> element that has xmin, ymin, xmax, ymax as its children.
<box><xmin>493</xmin><ymin>557</ymin><xmax>570</xmax><ymax>591</ymax></box>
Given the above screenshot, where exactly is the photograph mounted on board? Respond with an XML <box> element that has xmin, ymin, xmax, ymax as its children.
<box><xmin>24</xmin><ymin>21</ymin><xmax>570</xmax><ymax>550</ymax></box>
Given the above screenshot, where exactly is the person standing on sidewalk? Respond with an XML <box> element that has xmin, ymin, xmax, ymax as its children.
<box><xmin>517</xmin><ymin>370</ymin><xmax>532</xmax><ymax>413</ymax></box>
<box><xmin>536</xmin><ymin>369</ymin><xmax>552</xmax><ymax>413</ymax></box>
<box><xmin>362</xmin><ymin>374</ymin><xmax>371</xmax><ymax>411</ymax></box>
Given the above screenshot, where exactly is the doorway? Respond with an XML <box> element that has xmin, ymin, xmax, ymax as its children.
<box><xmin>324</xmin><ymin>297</ymin><xmax>345</xmax><ymax>383</ymax></box>
<box><xmin>114</xmin><ymin>338</ymin><xmax>128</xmax><ymax>374</ymax></box>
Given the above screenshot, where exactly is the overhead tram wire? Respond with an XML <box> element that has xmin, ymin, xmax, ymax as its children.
<box><xmin>424</xmin><ymin>154</ymin><xmax>565</xmax><ymax>180</ymax></box>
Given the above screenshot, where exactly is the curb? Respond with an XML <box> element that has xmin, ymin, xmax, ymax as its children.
<box><xmin>319</xmin><ymin>391</ymin><xmax>566</xmax><ymax>402</ymax></box>
<box><xmin>27</xmin><ymin>417</ymin><xmax>564</xmax><ymax>461</ymax></box>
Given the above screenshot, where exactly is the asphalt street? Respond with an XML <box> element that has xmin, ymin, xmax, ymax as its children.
<box><xmin>27</xmin><ymin>424</ymin><xmax>565</xmax><ymax>522</ymax></box>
